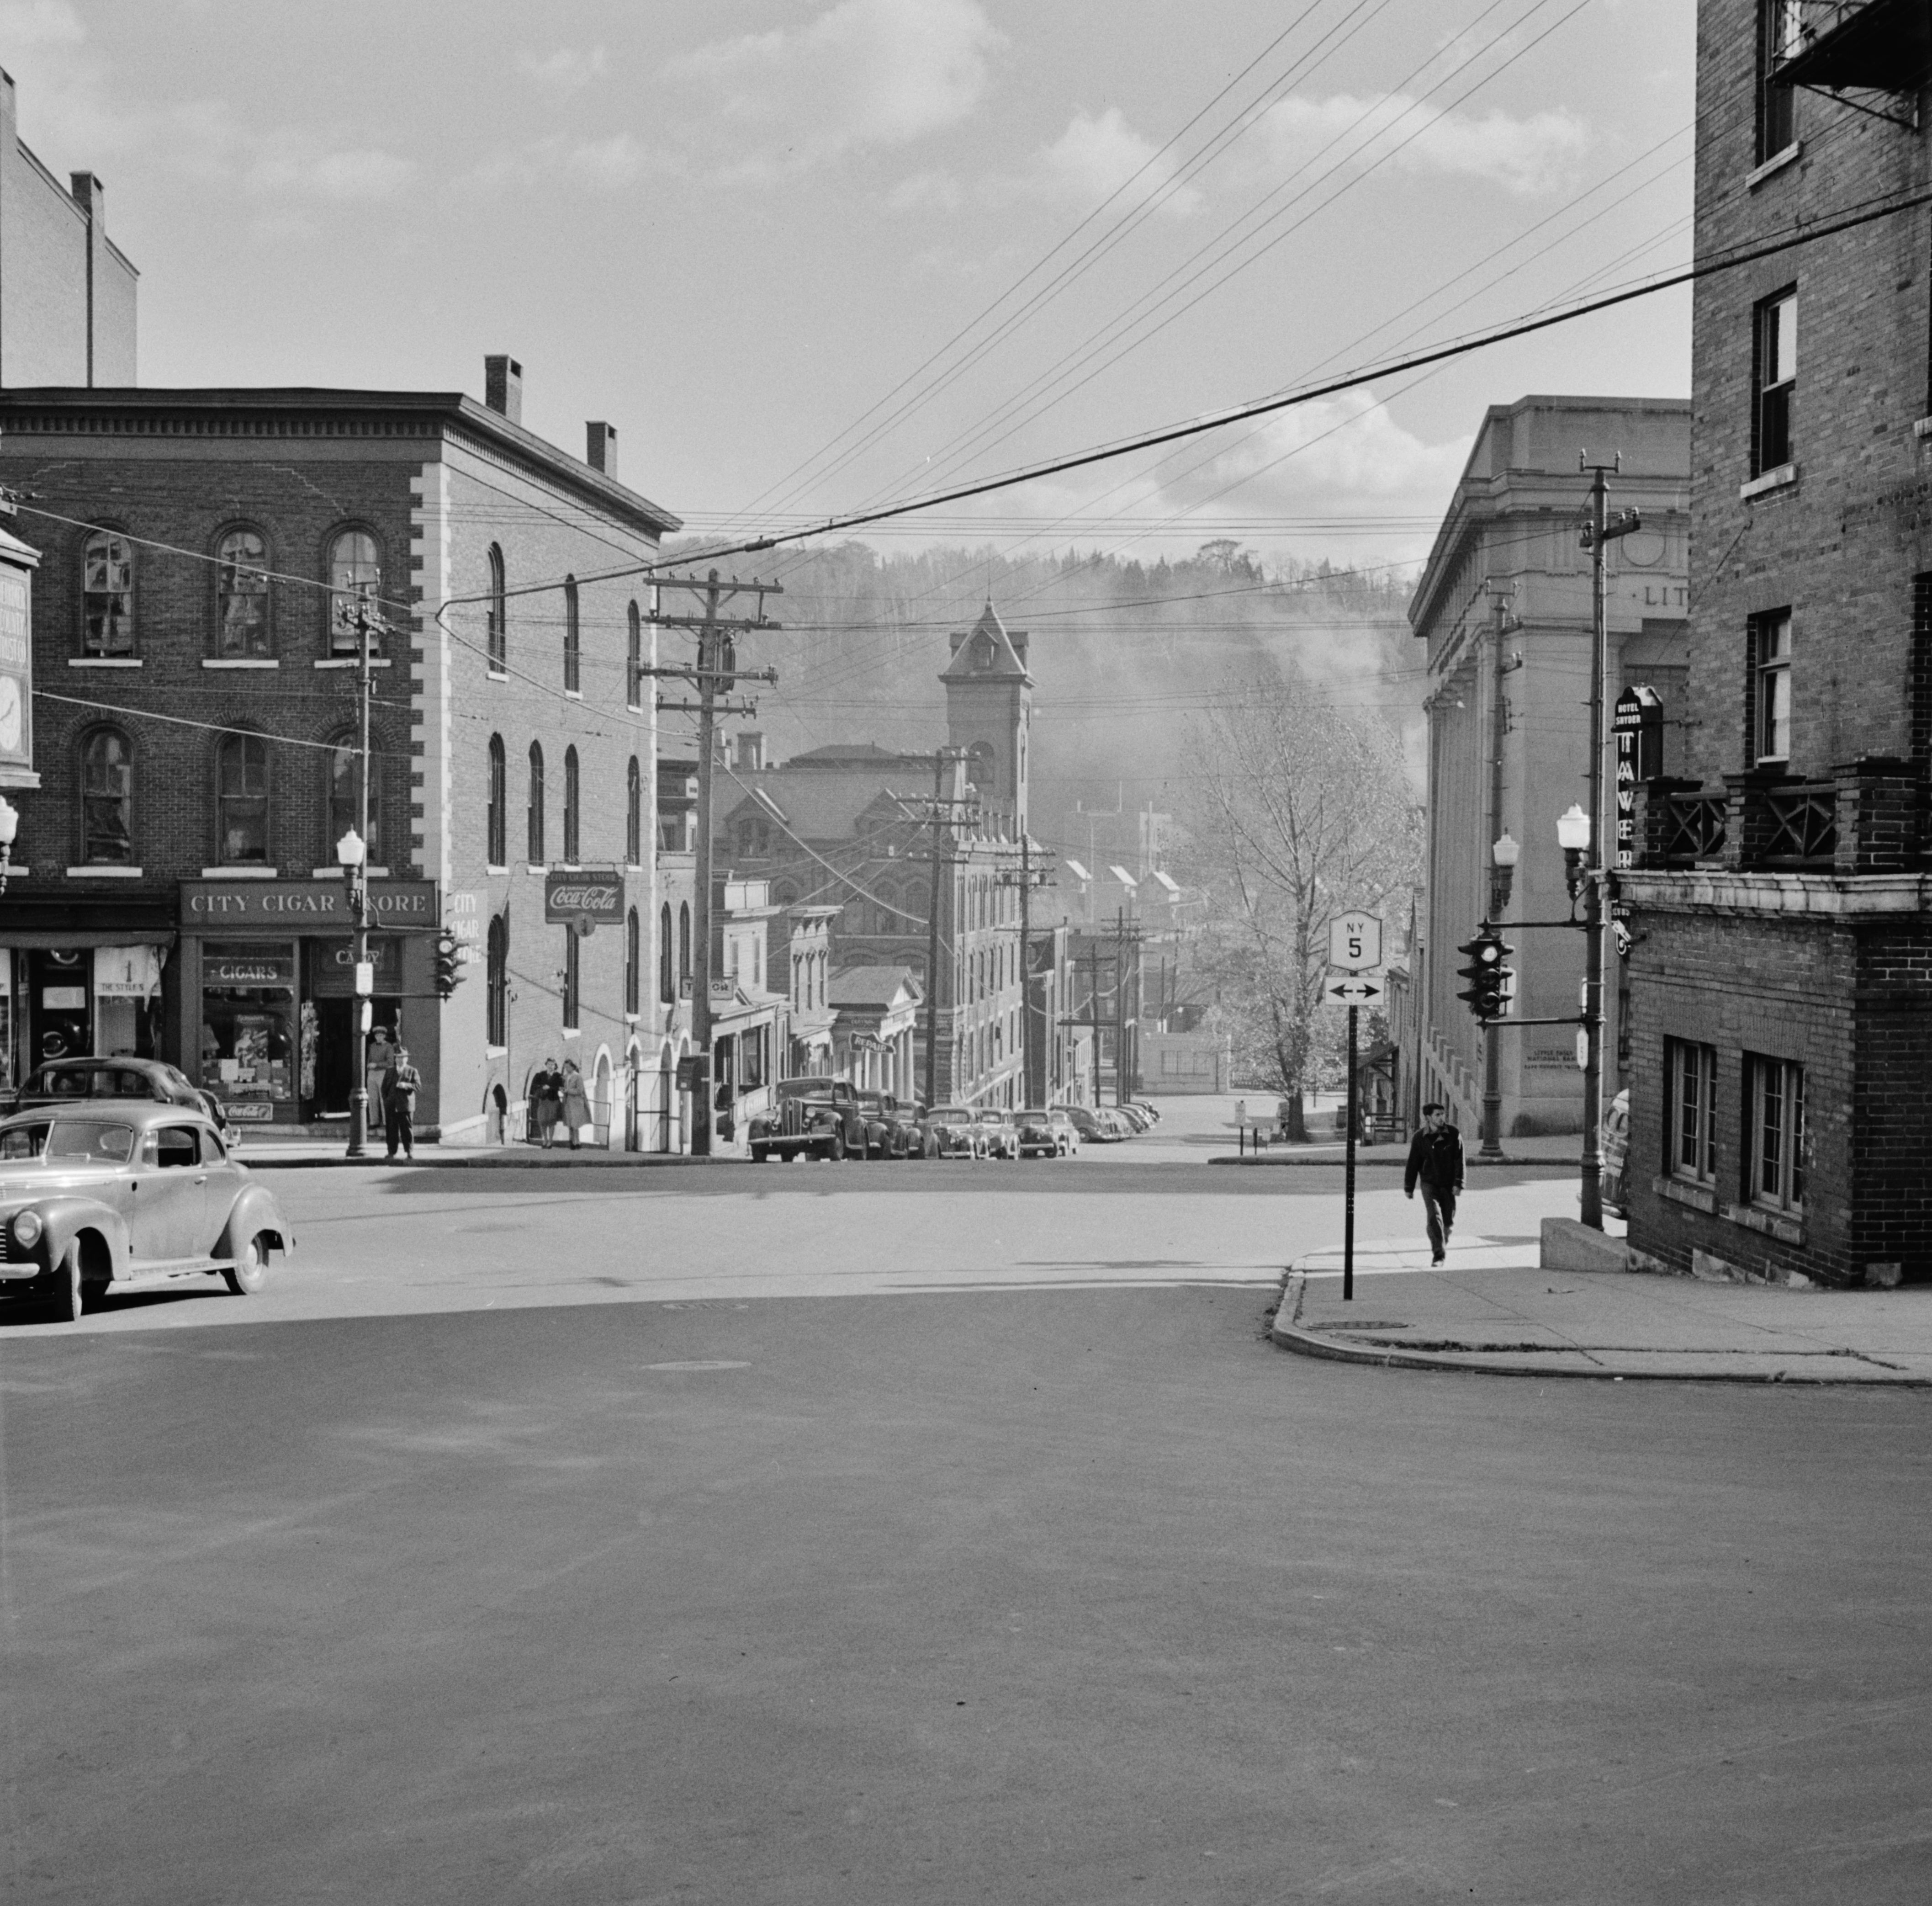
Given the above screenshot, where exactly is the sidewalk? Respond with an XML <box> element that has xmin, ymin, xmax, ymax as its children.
<box><xmin>233</xmin><ymin>1141</ymin><xmax>715</xmax><ymax>1170</ymax></box>
<box><xmin>1272</xmin><ymin>1237</ymin><xmax>1932</xmax><ymax>1385</ymax></box>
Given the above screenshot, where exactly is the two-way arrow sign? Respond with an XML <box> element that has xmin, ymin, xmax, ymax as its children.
<box><xmin>1323</xmin><ymin>974</ymin><xmax>1386</xmax><ymax>1007</ymax></box>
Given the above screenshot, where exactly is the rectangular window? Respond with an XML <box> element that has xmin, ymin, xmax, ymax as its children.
<box><xmin>1746</xmin><ymin>1054</ymin><xmax>1805</xmax><ymax>1213</ymax></box>
<box><xmin>1748</xmin><ymin>609</ymin><xmax>1792</xmax><ymax>765</ymax></box>
<box><xmin>1756</xmin><ymin>0</ymin><xmax>1800</xmax><ymax>163</ymax></box>
<box><xmin>1753</xmin><ymin>290</ymin><xmax>1796</xmax><ymax>474</ymax></box>
<box><xmin>1666</xmin><ymin>1039</ymin><xmax>1717</xmax><ymax>1184</ymax></box>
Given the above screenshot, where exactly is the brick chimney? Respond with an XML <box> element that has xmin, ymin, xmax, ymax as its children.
<box><xmin>586</xmin><ymin>420</ymin><xmax>618</xmax><ymax>477</ymax></box>
<box><xmin>735</xmin><ymin>732</ymin><xmax>765</xmax><ymax>773</ymax></box>
<box><xmin>484</xmin><ymin>355</ymin><xmax>523</xmax><ymax>425</ymax></box>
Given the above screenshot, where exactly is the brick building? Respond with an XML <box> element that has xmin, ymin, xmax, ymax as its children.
<box><xmin>1410</xmin><ymin>394</ymin><xmax>1690</xmax><ymax>1136</ymax></box>
<box><xmin>0</xmin><ymin>362</ymin><xmax>679</xmax><ymax>1142</ymax></box>
<box><xmin>1619</xmin><ymin>1</ymin><xmax>1932</xmax><ymax>1284</ymax></box>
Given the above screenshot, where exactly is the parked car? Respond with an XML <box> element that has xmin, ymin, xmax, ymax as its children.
<box><xmin>1130</xmin><ymin>1101</ymin><xmax>1162</xmax><ymax>1125</ymax></box>
<box><xmin>1115</xmin><ymin>1103</ymin><xmax>1152</xmax><ymax>1133</ymax></box>
<box><xmin>13</xmin><ymin>1056</ymin><xmax>236</xmax><ymax>1141</ymax></box>
<box><xmin>1065</xmin><ymin>1105</ymin><xmax>1122</xmax><ymax>1144</ymax></box>
<box><xmin>748</xmin><ymin>1078</ymin><xmax>868</xmax><ymax>1162</ymax></box>
<box><xmin>854</xmin><ymin>1090</ymin><xmax>921</xmax><ymax>1159</ymax></box>
<box><xmin>918</xmin><ymin>1104</ymin><xmax>985</xmax><ymax>1159</ymax></box>
<box><xmin>1600</xmin><ymin>1088</ymin><xmax>1630</xmax><ymax>1217</ymax></box>
<box><xmin>1015</xmin><ymin>1107</ymin><xmax>1078</xmax><ymax>1158</ymax></box>
<box><xmin>0</xmin><ymin>1102</ymin><xmax>293</xmax><ymax>1323</ymax></box>
<box><xmin>974</xmin><ymin>1109</ymin><xmax>1021</xmax><ymax>1160</ymax></box>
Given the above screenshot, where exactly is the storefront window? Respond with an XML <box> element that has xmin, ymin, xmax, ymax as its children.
<box><xmin>199</xmin><ymin>941</ymin><xmax>296</xmax><ymax>1122</ymax></box>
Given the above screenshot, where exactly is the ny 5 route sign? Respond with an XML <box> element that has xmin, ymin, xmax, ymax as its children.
<box><xmin>1328</xmin><ymin>911</ymin><xmax>1382</xmax><ymax>972</ymax></box>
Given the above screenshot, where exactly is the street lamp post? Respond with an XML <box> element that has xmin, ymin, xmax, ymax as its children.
<box><xmin>1557</xmin><ymin>801</ymin><xmax>1602</xmax><ymax>1227</ymax></box>
<box><xmin>1478</xmin><ymin>832</ymin><xmax>1521</xmax><ymax>1161</ymax></box>
<box><xmin>337</xmin><ymin>825</ymin><xmax>371</xmax><ymax>1158</ymax></box>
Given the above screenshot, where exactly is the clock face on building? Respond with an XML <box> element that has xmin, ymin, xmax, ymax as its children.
<box><xmin>0</xmin><ymin>674</ymin><xmax>21</xmax><ymax>753</ymax></box>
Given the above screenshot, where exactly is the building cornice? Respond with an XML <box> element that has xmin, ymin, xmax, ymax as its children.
<box><xmin>1620</xmin><ymin>869</ymin><xmax>1932</xmax><ymax>918</ymax></box>
<box><xmin>0</xmin><ymin>386</ymin><xmax>682</xmax><ymax>538</ymax></box>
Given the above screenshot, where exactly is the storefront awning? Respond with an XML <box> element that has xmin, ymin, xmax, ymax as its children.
<box><xmin>0</xmin><ymin>929</ymin><xmax>177</xmax><ymax>950</ymax></box>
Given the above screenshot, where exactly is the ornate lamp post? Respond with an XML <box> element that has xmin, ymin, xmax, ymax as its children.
<box><xmin>1556</xmin><ymin>802</ymin><xmax>1603</xmax><ymax>1226</ymax></box>
<box><xmin>336</xmin><ymin>825</ymin><xmax>371</xmax><ymax>1158</ymax></box>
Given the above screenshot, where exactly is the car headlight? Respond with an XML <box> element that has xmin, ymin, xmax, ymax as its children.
<box><xmin>12</xmin><ymin>1209</ymin><xmax>42</xmax><ymax>1248</ymax></box>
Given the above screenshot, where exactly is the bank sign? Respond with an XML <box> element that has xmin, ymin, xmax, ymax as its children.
<box><xmin>544</xmin><ymin>870</ymin><xmax>625</xmax><ymax>932</ymax></box>
<box><xmin>182</xmin><ymin>878</ymin><xmax>439</xmax><ymax>928</ymax></box>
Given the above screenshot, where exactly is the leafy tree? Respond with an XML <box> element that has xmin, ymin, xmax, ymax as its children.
<box><xmin>1183</xmin><ymin>677</ymin><xmax>1419</xmax><ymax>1139</ymax></box>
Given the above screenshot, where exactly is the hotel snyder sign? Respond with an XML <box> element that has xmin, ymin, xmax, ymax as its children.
<box><xmin>544</xmin><ymin>870</ymin><xmax>625</xmax><ymax>935</ymax></box>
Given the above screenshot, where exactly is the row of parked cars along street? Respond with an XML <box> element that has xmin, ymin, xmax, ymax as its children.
<box><xmin>746</xmin><ymin>1079</ymin><xmax>1162</xmax><ymax>1162</ymax></box>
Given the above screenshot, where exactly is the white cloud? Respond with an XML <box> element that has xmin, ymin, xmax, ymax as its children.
<box><xmin>461</xmin><ymin>131</ymin><xmax>658</xmax><ymax>195</ymax></box>
<box><xmin>246</xmin><ymin>143</ymin><xmax>414</xmax><ymax>203</ymax></box>
<box><xmin>667</xmin><ymin>0</ymin><xmax>1004</xmax><ymax>174</ymax></box>
<box><xmin>1031</xmin><ymin>107</ymin><xmax>1201</xmax><ymax>216</ymax></box>
<box><xmin>1245</xmin><ymin>92</ymin><xmax>1588</xmax><ymax>197</ymax></box>
<box><xmin>520</xmin><ymin>46</ymin><xmax>608</xmax><ymax>93</ymax></box>
<box><xmin>0</xmin><ymin>0</ymin><xmax>83</xmax><ymax>49</ymax></box>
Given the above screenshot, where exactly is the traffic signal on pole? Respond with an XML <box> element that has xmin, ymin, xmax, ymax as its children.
<box><xmin>1456</xmin><ymin>928</ymin><xmax>1514</xmax><ymax>1021</ymax></box>
<box><xmin>434</xmin><ymin>929</ymin><xmax>464</xmax><ymax>1001</ymax></box>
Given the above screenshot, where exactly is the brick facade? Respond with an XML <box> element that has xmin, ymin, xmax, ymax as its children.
<box><xmin>1621</xmin><ymin>1</ymin><xmax>1932</xmax><ymax>1285</ymax></box>
<box><xmin>0</xmin><ymin>382</ymin><xmax>679</xmax><ymax>1144</ymax></box>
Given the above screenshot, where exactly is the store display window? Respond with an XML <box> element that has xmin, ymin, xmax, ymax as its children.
<box><xmin>199</xmin><ymin>940</ymin><xmax>296</xmax><ymax>1123</ymax></box>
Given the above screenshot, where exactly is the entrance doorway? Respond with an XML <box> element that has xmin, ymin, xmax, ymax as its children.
<box><xmin>310</xmin><ymin>996</ymin><xmax>400</xmax><ymax>1116</ymax></box>
<box><xmin>29</xmin><ymin>949</ymin><xmax>92</xmax><ymax>1066</ymax></box>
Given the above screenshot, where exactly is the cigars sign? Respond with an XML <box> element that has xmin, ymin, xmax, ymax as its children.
<box><xmin>544</xmin><ymin>869</ymin><xmax>625</xmax><ymax>936</ymax></box>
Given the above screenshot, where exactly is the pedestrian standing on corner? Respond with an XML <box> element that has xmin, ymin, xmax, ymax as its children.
<box><xmin>1404</xmin><ymin>1102</ymin><xmax>1465</xmax><ymax>1265</ymax></box>
<box><xmin>560</xmin><ymin>1059</ymin><xmax>591</xmax><ymax>1152</ymax></box>
<box><xmin>380</xmin><ymin>1045</ymin><xmax>422</xmax><ymax>1162</ymax></box>
<box><xmin>530</xmin><ymin>1059</ymin><xmax>562</xmax><ymax>1148</ymax></box>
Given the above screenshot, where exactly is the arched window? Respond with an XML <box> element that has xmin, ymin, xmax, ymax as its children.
<box><xmin>625</xmin><ymin>907</ymin><xmax>641</xmax><ymax>1016</ymax></box>
<box><xmin>678</xmin><ymin>902</ymin><xmax>691</xmax><ymax>988</ymax></box>
<box><xmin>486</xmin><ymin>913</ymin><xmax>508</xmax><ymax>1047</ymax></box>
<box><xmin>563</xmin><ymin>929</ymin><xmax>580</xmax><ymax>1030</ymax></box>
<box><xmin>527</xmin><ymin>741</ymin><xmax>545</xmax><ymax>865</ymax></box>
<box><xmin>486</xmin><ymin>734</ymin><xmax>506</xmax><ymax>866</ymax></box>
<box><xmin>79</xmin><ymin>727</ymin><xmax>133</xmax><ymax>864</ymax></box>
<box><xmin>215</xmin><ymin>526</ymin><xmax>270</xmax><ymax>658</ymax></box>
<box><xmin>216</xmin><ymin>733</ymin><xmax>270</xmax><ymax>864</ymax></box>
<box><xmin>487</xmin><ymin>544</ymin><xmax>507</xmax><ymax>672</ymax></box>
<box><xmin>328</xmin><ymin>528</ymin><xmax>381</xmax><ymax>654</ymax></box>
<box><xmin>626</xmin><ymin>756</ymin><xmax>641</xmax><ymax>865</ymax></box>
<box><xmin>563</xmin><ymin>744</ymin><xmax>581</xmax><ymax>862</ymax></box>
<box><xmin>658</xmin><ymin>903</ymin><xmax>674</xmax><ymax>1003</ymax></box>
<box><xmin>627</xmin><ymin>601</ymin><xmax>642</xmax><ymax>709</ymax></box>
<box><xmin>328</xmin><ymin>730</ymin><xmax>378</xmax><ymax>864</ymax></box>
<box><xmin>82</xmin><ymin>529</ymin><xmax>133</xmax><ymax>656</ymax></box>
<box><xmin>563</xmin><ymin>576</ymin><xmax>581</xmax><ymax>693</ymax></box>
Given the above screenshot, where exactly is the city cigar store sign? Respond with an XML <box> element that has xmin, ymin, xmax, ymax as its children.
<box><xmin>182</xmin><ymin>879</ymin><xmax>438</xmax><ymax>928</ymax></box>
<box><xmin>544</xmin><ymin>870</ymin><xmax>625</xmax><ymax>931</ymax></box>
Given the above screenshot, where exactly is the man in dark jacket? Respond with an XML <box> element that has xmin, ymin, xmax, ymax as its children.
<box><xmin>380</xmin><ymin>1045</ymin><xmax>422</xmax><ymax>1162</ymax></box>
<box><xmin>1404</xmin><ymin>1102</ymin><xmax>1465</xmax><ymax>1265</ymax></box>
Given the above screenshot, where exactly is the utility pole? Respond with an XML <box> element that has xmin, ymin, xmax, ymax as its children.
<box><xmin>1479</xmin><ymin>582</ymin><xmax>1522</xmax><ymax>1164</ymax></box>
<box><xmin>891</xmin><ymin>748</ymin><xmax>975</xmax><ymax>1109</ymax></box>
<box><xmin>648</xmin><ymin>569</ymin><xmax>781</xmax><ymax>1155</ymax></box>
<box><xmin>1578</xmin><ymin>455</ymin><xmax>1640</xmax><ymax>1228</ymax></box>
<box><xmin>1111</xmin><ymin>907</ymin><xmax>1144</xmax><ymax>1106</ymax></box>
<box><xmin>992</xmin><ymin>830</ymin><xmax>1052</xmax><ymax>1104</ymax></box>
<box><xmin>333</xmin><ymin>584</ymin><xmax>390</xmax><ymax>1161</ymax></box>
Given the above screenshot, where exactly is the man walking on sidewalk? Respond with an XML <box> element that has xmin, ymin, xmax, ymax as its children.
<box><xmin>1404</xmin><ymin>1103</ymin><xmax>1464</xmax><ymax>1265</ymax></box>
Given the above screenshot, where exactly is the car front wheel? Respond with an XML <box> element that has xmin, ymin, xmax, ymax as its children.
<box><xmin>223</xmin><ymin>1231</ymin><xmax>271</xmax><ymax>1297</ymax></box>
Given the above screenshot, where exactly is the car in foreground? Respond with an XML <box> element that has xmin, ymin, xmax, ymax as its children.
<box><xmin>974</xmin><ymin>1109</ymin><xmax>1021</xmax><ymax>1161</ymax></box>
<box><xmin>1064</xmin><ymin>1105</ymin><xmax>1121</xmax><ymax>1144</ymax></box>
<box><xmin>748</xmin><ymin>1078</ymin><xmax>868</xmax><ymax>1162</ymax></box>
<box><xmin>1014</xmin><ymin>1107</ymin><xmax>1078</xmax><ymax>1158</ymax></box>
<box><xmin>0</xmin><ymin>1103</ymin><xmax>293</xmax><ymax>1323</ymax></box>
<box><xmin>918</xmin><ymin>1104</ymin><xmax>985</xmax><ymax>1159</ymax></box>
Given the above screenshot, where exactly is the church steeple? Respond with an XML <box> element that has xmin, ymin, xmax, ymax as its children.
<box><xmin>942</xmin><ymin>601</ymin><xmax>1031</xmax><ymax>834</ymax></box>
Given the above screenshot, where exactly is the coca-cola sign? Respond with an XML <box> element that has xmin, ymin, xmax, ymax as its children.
<box><xmin>544</xmin><ymin>869</ymin><xmax>626</xmax><ymax>926</ymax></box>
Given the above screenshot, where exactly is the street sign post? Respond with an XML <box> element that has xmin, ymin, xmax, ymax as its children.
<box><xmin>1324</xmin><ymin>910</ymin><xmax>1383</xmax><ymax>1304</ymax></box>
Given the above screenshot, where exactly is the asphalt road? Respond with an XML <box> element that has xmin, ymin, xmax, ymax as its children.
<box><xmin>5</xmin><ymin>1164</ymin><xmax>1928</xmax><ymax>1904</ymax></box>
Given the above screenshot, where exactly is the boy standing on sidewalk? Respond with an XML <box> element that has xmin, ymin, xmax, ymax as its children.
<box><xmin>1404</xmin><ymin>1103</ymin><xmax>1465</xmax><ymax>1265</ymax></box>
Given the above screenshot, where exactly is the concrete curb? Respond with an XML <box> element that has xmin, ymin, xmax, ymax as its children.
<box><xmin>1267</xmin><ymin>1272</ymin><xmax>1932</xmax><ymax>1386</ymax></box>
<box><xmin>238</xmin><ymin>1150</ymin><xmax>724</xmax><ymax>1171</ymax></box>
<box><xmin>1208</xmin><ymin>1153</ymin><xmax>1572</xmax><ymax>1169</ymax></box>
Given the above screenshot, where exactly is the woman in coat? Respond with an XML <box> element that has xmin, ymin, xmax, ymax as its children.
<box><xmin>559</xmin><ymin>1059</ymin><xmax>591</xmax><ymax>1151</ymax></box>
<box><xmin>529</xmin><ymin>1059</ymin><xmax>563</xmax><ymax>1147</ymax></box>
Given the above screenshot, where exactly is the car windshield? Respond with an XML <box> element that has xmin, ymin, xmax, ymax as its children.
<box><xmin>27</xmin><ymin>1067</ymin><xmax>153</xmax><ymax>1100</ymax></box>
<box><xmin>1019</xmin><ymin>1109</ymin><xmax>1054</xmax><ymax>1120</ymax></box>
<box><xmin>974</xmin><ymin>1111</ymin><xmax>1007</xmax><ymax>1124</ymax></box>
<box><xmin>775</xmin><ymin>1080</ymin><xmax>834</xmax><ymax>1100</ymax></box>
<box><xmin>929</xmin><ymin>1106</ymin><xmax>972</xmax><ymax>1121</ymax></box>
<box><xmin>0</xmin><ymin>1119</ymin><xmax>136</xmax><ymax>1162</ymax></box>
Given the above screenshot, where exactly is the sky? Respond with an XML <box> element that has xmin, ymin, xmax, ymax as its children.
<box><xmin>0</xmin><ymin>0</ymin><xmax>1697</xmax><ymax>574</ymax></box>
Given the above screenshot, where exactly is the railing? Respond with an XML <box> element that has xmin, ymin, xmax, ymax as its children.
<box><xmin>1660</xmin><ymin>792</ymin><xmax>1727</xmax><ymax>865</ymax></box>
<box><xmin>1762</xmin><ymin>782</ymin><xmax>1837</xmax><ymax>865</ymax></box>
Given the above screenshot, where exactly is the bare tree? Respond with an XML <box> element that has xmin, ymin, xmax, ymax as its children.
<box><xmin>1186</xmin><ymin>676</ymin><xmax>1419</xmax><ymax>1139</ymax></box>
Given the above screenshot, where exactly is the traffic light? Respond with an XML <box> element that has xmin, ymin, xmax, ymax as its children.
<box><xmin>1456</xmin><ymin>928</ymin><xmax>1514</xmax><ymax>1021</ymax></box>
<box><xmin>434</xmin><ymin>929</ymin><xmax>464</xmax><ymax>1001</ymax></box>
